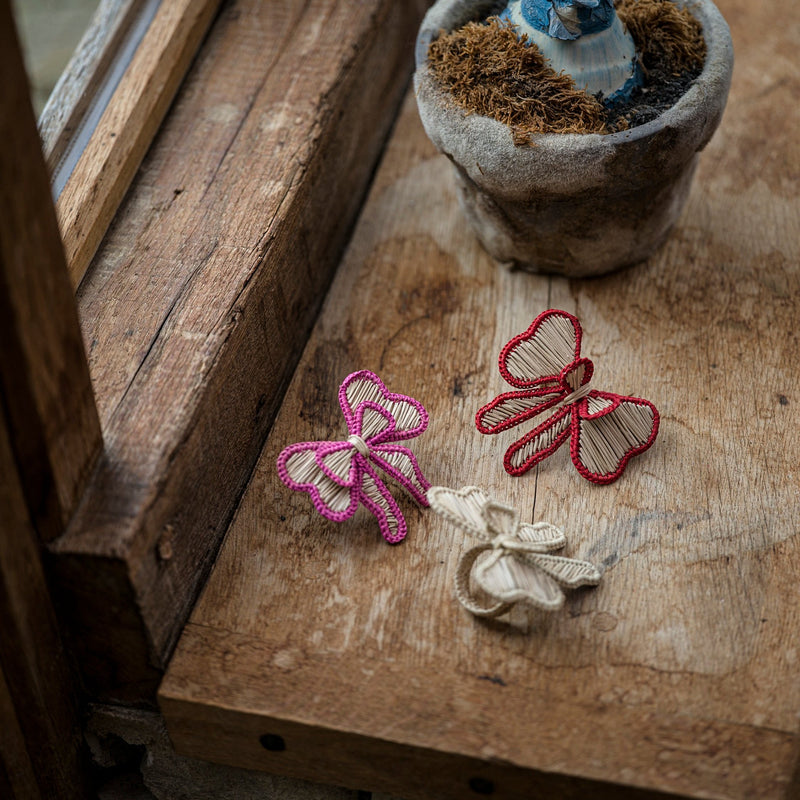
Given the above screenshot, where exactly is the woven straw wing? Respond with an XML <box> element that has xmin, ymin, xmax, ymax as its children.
<box><xmin>426</xmin><ymin>485</ymin><xmax>493</xmax><ymax>540</ymax></box>
<box><xmin>474</xmin><ymin>550</ymin><xmax>565</xmax><ymax>610</ymax></box>
<box><xmin>526</xmin><ymin>552</ymin><xmax>602</xmax><ymax>587</ymax></box>
<box><xmin>500</xmin><ymin>310</ymin><xmax>582</xmax><ymax>388</ymax></box>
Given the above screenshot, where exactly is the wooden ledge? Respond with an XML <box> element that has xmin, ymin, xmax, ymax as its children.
<box><xmin>49</xmin><ymin>0</ymin><xmax>429</xmax><ymax>704</ymax></box>
<box><xmin>162</xmin><ymin>625</ymin><xmax>795</xmax><ymax>799</ymax></box>
<box><xmin>161</xmin><ymin>3</ymin><xmax>800</xmax><ymax>791</ymax></box>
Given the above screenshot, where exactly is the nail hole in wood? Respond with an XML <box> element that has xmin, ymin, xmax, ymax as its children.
<box><xmin>259</xmin><ymin>733</ymin><xmax>286</xmax><ymax>751</ymax></box>
<box><xmin>468</xmin><ymin>777</ymin><xmax>495</xmax><ymax>795</ymax></box>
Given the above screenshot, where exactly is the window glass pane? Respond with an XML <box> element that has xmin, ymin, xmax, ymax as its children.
<box><xmin>12</xmin><ymin>0</ymin><xmax>100</xmax><ymax>115</ymax></box>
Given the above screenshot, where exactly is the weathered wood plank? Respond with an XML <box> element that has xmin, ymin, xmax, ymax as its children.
<box><xmin>0</xmin><ymin>8</ymin><xmax>95</xmax><ymax>794</ymax></box>
<box><xmin>56</xmin><ymin>0</ymin><xmax>222</xmax><ymax>288</ymax></box>
<box><xmin>0</xmin><ymin>665</ymin><xmax>41</xmax><ymax>800</ymax></box>
<box><xmin>162</xmin><ymin>627</ymin><xmax>789</xmax><ymax>800</ymax></box>
<box><xmin>160</xmin><ymin>0</ymin><xmax>800</xmax><ymax>795</ymax></box>
<box><xmin>0</xmin><ymin>0</ymin><xmax>102</xmax><ymax>542</ymax></box>
<box><xmin>50</xmin><ymin>0</ymin><xmax>430</xmax><ymax>703</ymax></box>
<box><xmin>0</xmin><ymin>10</ymin><xmax>93</xmax><ymax>791</ymax></box>
<box><xmin>0</xmin><ymin>378</ymin><xmax>88</xmax><ymax>799</ymax></box>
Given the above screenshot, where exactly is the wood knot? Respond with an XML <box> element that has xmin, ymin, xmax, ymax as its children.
<box><xmin>157</xmin><ymin>525</ymin><xmax>174</xmax><ymax>562</ymax></box>
<box><xmin>593</xmin><ymin>611</ymin><xmax>619</xmax><ymax>632</ymax></box>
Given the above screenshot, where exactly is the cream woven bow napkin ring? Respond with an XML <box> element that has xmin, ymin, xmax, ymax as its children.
<box><xmin>427</xmin><ymin>485</ymin><xmax>601</xmax><ymax>617</ymax></box>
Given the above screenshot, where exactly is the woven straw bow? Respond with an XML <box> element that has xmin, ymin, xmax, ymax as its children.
<box><xmin>476</xmin><ymin>309</ymin><xmax>659</xmax><ymax>484</ymax></box>
<box><xmin>277</xmin><ymin>370</ymin><xmax>431</xmax><ymax>543</ymax></box>
<box><xmin>428</xmin><ymin>486</ymin><xmax>601</xmax><ymax>617</ymax></box>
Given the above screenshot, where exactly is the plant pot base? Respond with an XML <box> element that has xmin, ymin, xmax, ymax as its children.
<box><xmin>453</xmin><ymin>155</ymin><xmax>698</xmax><ymax>277</ymax></box>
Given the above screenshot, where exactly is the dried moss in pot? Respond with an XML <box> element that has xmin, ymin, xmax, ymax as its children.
<box><xmin>413</xmin><ymin>0</ymin><xmax>734</xmax><ymax>277</ymax></box>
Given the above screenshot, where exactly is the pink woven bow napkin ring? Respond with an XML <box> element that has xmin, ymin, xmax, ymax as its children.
<box><xmin>277</xmin><ymin>370</ymin><xmax>431</xmax><ymax>544</ymax></box>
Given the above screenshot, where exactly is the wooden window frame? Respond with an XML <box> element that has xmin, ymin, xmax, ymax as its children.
<box><xmin>45</xmin><ymin>0</ymin><xmax>223</xmax><ymax>288</ymax></box>
<box><xmin>0</xmin><ymin>0</ymin><xmax>218</xmax><ymax>790</ymax></box>
<box><xmin>3</xmin><ymin>0</ymin><xmax>422</xmax><ymax>788</ymax></box>
<box><xmin>5</xmin><ymin>0</ymin><xmax>427</xmax><ymax>714</ymax></box>
<box><xmin>0</xmin><ymin>4</ymin><xmax>99</xmax><ymax>795</ymax></box>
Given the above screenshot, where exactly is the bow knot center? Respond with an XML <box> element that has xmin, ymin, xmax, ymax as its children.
<box><xmin>492</xmin><ymin>535</ymin><xmax>524</xmax><ymax>552</ymax></box>
<box><xmin>553</xmin><ymin>380</ymin><xmax>594</xmax><ymax>411</ymax></box>
<box><xmin>347</xmin><ymin>434</ymin><xmax>370</xmax><ymax>457</ymax></box>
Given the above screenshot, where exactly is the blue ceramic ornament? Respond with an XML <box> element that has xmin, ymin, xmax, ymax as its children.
<box><xmin>499</xmin><ymin>0</ymin><xmax>642</xmax><ymax>103</ymax></box>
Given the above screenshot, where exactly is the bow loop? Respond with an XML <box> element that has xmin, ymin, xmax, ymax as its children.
<box><xmin>340</xmin><ymin>371</ymin><xmax>428</xmax><ymax>441</ymax></box>
<box><xmin>482</xmin><ymin>501</ymin><xmax>518</xmax><ymax>539</ymax></box>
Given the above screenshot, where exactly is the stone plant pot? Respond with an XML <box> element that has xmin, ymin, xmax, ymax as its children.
<box><xmin>413</xmin><ymin>0</ymin><xmax>734</xmax><ymax>277</ymax></box>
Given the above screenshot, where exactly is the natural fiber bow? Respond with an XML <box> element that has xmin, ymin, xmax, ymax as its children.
<box><xmin>277</xmin><ymin>370</ymin><xmax>431</xmax><ymax>543</ymax></box>
<box><xmin>476</xmin><ymin>309</ymin><xmax>659</xmax><ymax>484</ymax></box>
<box><xmin>428</xmin><ymin>486</ymin><xmax>600</xmax><ymax>616</ymax></box>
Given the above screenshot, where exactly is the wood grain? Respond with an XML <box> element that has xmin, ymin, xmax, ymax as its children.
<box><xmin>50</xmin><ymin>0</ymin><xmax>430</xmax><ymax>704</ymax></box>
<box><xmin>162</xmin><ymin>628</ymin><xmax>787</xmax><ymax>800</ymax></box>
<box><xmin>0</xmin><ymin>0</ymin><xmax>102</xmax><ymax>542</ymax></box>
<box><xmin>0</xmin><ymin>665</ymin><xmax>40</xmax><ymax>800</ymax></box>
<box><xmin>39</xmin><ymin>0</ymin><xmax>138</xmax><ymax>173</ymax></box>
<box><xmin>161</xmin><ymin>0</ymin><xmax>800</xmax><ymax>795</ymax></box>
<box><xmin>55</xmin><ymin>0</ymin><xmax>221</xmax><ymax>288</ymax></box>
<box><xmin>0</xmin><ymin>373</ymin><xmax>87</xmax><ymax>799</ymax></box>
<box><xmin>0</xmin><ymin>9</ymin><xmax>92</xmax><ymax>795</ymax></box>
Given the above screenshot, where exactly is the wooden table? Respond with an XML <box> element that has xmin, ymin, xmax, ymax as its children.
<box><xmin>160</xmin><ymin>1</ymin><xmax>800</xmax><ymax>797</ymax></box>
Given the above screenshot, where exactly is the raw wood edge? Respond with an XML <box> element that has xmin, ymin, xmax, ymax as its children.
<box><xmin>160</xmin><ymin>624</ymin><xmax>797</xmax><ymax>800</ymax></box>
<box><xmin>0</xmin><ymin>398</ymin><xmax>88</xmax><ymax>799</ymax></box>
<box><xmin>158</xmin><ymin>637</ymin><xmax>686</xmax><ymax>800</ymax></box>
